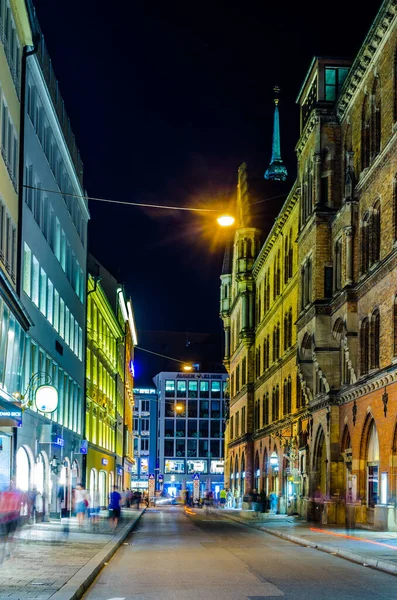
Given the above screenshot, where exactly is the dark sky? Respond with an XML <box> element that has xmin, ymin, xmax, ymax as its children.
<box><xmin>34</xmin><ymin>0</ymin><xmax>377</xmax><ymax>336</ymax></box>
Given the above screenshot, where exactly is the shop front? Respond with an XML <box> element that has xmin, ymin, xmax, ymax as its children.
<box><xmin>86</xmin><ymin>448</ymin><xmax>115</xmax><ymax>508</ymax></box>
<box><xmin>161</xmin><ymin>458</ymin><xmax>225</xmax><ymax>501</ymax></box>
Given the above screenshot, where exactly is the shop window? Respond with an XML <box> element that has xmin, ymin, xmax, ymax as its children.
<box><xmin>188</xmin><ymin>380</ymin><xmax>198</xmax><ymax>398</ymax></box>
<box><xmin>164</xmin><ymin>440</ymin><xmax>174</xmax><ymax>457</ymax></box>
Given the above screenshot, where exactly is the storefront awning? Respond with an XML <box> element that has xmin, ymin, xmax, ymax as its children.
<box><xmin>0</xmin><ymin>398</ymin><xmax>22</xmax><ymax>427</ymax></box>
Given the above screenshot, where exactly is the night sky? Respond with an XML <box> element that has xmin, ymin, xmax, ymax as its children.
<box><xmin>34</xmin><ymin>0</ymin><xmax>376</xmax><ymax>338</ymax></box>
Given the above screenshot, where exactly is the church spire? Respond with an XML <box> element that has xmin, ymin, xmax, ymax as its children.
<box><xmin>264</xmin><ymin>85</ymin><xmax>288</xmax><ymax>182</ymax></box>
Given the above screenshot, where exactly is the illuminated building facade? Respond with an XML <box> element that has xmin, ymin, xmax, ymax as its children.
<box><xmin>17</xmin><ymin>5</ymin><xmax>89</xmax><ymax>517</ymax></box>
<box><xmin>85</xmin><ymin>256</ymin><xmax>137</xmax><ymax>504</ymax></box>
<box><xmin>0</xmin><ymin>1</ymin><xmax>33</xmax><ymax>491</ymax></box>
<box><xmin>131</xmin><ymin>387</ymin><xmax>157</xmax><ymax>490</ymax></box>
<box><xmin>154</xmin><ymin>371</ymin><xmax>227</xmax><ymax>499</ymax></box>
<box><xmin>295</xmin><ymin>0</ymin><xmax>397</xmax><ymax>529</ymax></box>
<box><xmin>222</xmin><ymin>0</ymin><xmax>397</xmax><ymax>529</ymax></box>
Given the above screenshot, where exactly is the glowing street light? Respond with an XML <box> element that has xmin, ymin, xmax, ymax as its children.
<box><xmin>175</xmin><ymin>404</ymin><xmax>184</xmax><ymax>413</ymax></box>
<box><xmin>183</xmin><ymin>364</ymin><xmax>193</xmax><ymax>371</ymax></box>
<box><xmin>217</xmin><ymin>214</ymin><xmax>235</xmax><ymax>227</ymax></box>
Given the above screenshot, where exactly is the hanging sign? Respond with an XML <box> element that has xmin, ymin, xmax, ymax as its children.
<box><xmin>35</xmin><ymin>385</ymin><xmax>58</xmax><ymax>413</ymax></box>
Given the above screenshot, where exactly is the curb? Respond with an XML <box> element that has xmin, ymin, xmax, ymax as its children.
<box><xmin>50</xmin><ymin>509</ymin><xmax>145</xmax><ymax>600</ymax></box>
<box><xmin>217</xmin><ymin>511</ymin><xmax>397</xmax><ymax>577</ymax></box>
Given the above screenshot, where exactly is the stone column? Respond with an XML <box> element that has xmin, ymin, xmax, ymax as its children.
<box><xmin>345</xmin><ymin>226</ymin><xmax>353</xmax><ymax>285</ymax></box>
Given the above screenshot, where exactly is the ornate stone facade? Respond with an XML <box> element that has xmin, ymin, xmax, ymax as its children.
<box><xmin>221</xmin><ymin>0</ymin><xmax>397</xmax><ymax>529</ymax></box>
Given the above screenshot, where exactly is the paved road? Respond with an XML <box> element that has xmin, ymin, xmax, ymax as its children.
<box><xmin>83</xmin><ymin>506</ymin><xmax>397</xmax><ymax>600</ymax></box>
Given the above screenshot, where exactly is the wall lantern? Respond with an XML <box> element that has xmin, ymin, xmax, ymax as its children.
<box><xmin>270</xmin><ymin>451</ymin><xmax>279</xmax><ymax>467</ymax></box>
<box><xmin>35</xmin><ymin>385</ymin><xmax>58</xmax><ymax>413</ymax></box>
<box><xmin>256</xmin><ymin>469</ymin><xmax>260</xmax><ymax>477</ymax></box>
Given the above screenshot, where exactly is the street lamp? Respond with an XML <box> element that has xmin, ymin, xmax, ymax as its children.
<box><xmin>217</xmin><ymin>215</ymin><xmax>235</xmax><ymax>227</ymax></box>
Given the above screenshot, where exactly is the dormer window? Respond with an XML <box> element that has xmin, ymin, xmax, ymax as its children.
<box><xmin>325</xmin><ymin>66</ymin><xmax>349</xmax><ymax>101</ymax></box>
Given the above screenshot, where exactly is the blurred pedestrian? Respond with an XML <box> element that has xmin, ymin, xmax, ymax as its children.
<box><xmin>219</xmin><ymin>488</ymin><xmax>227</xmax><ymax>508</ymax></box>
<box><xmin>109</xmin><ymin>486</ymin><xmax>121</xmax><ymax>530</ymax></box>
<box><xmin>75</xmin><ymin>483</ymin><xmax>89</xmax><ymax>528</ymax></box>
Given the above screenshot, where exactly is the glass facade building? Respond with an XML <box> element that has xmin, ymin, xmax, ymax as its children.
<box><xmin>153</xmin><ymin>372</ymin><xmax>227</xmax><ymax>499</ymax></box>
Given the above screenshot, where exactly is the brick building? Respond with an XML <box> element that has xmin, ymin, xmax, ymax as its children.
<box><xmin>221</xmin><ymin>0</ymin><xmax>397</xmax><ymax>529</ymax></box>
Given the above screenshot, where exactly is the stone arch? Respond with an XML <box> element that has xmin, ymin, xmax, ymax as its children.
<box><xmin>312</xmin><ymin>425</ymin><xmax>327</xmax><ymax>497</ymax></box>
<box><xmin>332</xmin><ymin>318</ymin><xmax>345</xmax><ymax>343</ymax></box>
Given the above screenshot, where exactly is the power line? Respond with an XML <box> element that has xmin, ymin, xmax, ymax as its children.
<box><xmin>23</xmin><ymin>184</ymin><xmax>289</xmax><ymax>213</ymax></box>
<box><xmin>23</xmin><ymin>184</ymin><xmax>219</xmax><ymax>213</ymax></box>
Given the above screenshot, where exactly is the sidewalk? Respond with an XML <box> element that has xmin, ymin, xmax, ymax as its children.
<box><xmin>0</xmin><ymin>508</ymin><xmax>144</xmax><ymax>600</ymax></box>
<box><xmin>218</xmin><ymin>510</ymin><xmax>397</xmax><ymax>576</ymax></box>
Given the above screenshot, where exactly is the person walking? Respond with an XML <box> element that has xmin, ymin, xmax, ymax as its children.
<box><xmin>75</xmin><ymin>483</ymin><xmax>89</xmax><ymax>528</ymax></box>
<box><xmin>219</xmin><ymin>488</ymin><xmax>227</xmax><ymax>508</ymax></box>
<box><xmin>109</xmin><ymin>486</ymin><xmax>122</xmax><ymax>530</ymax></box>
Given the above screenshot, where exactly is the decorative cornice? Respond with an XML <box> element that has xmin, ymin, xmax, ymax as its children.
<box><xmin>337</xmin><ymin>0</ymin><xmax>397</xmax><ymax>120</ymax></box>
<box><xmin>339</xmin><ymin>363</ymin><xmax>397</xmax><ymax>404</ymax></box>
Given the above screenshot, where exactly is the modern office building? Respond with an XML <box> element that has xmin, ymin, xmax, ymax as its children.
<box><xmin>131</xmin><ymin>387</ymin><xmax>157</xmax><ymax>491</ymax></box>
<box><xmin>153</xmin><ymin>371</ymin><xmax>227</xmax><ymax>499</ymax></box>
<box><xmin>0</xmin><ymin>1</ymin><xmax>33</xmax><ymax>491</ymax></box>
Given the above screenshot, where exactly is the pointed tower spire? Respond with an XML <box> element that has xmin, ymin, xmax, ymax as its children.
<box><xmin>264</xmin><ymin>85</ymin><xmax>288</xmax><ymax>181</ymax></box>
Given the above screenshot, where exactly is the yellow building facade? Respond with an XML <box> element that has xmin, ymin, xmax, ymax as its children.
<box><xmin>85</xmin><ymin>273</ymin><xmax>123</xmax><ymax>506</ymax></box>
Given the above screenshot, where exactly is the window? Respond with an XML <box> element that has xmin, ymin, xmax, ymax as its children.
<box><xmin>211</xmin><ymin>381</ymin><xmax>221</xmax><ymax>398</ymax></box>
<box><xmin>165</xmin><ymin>380</ymin><xmax>175</xmax><ymax>397</ymax></box>
<box><xmin>301</xmin><ymin>257</ymin><xmax>312</xmax><ymax>309</ymax></box>
<box><xmin>47</xmin><ymin>279</ymin><xmax>54</xmax><ymax>325</ymax></box>
<box><xmin>177</xmin><ymin>380</ymin><xmax>187</xmax><ymax>397</ymax></box>
<box><xmin>230</xmin><ymin>416</ymin><xmax>234</xmax><ymax>439</ymax></box>
<box><xmin>39</xmin><ymin>268</ymin><xmax>47</xmax><ymax>315</ymax></box>
<box><xmin>23</xmin><ymin>243</ymin><xmax>31</xmax><ymax>296</ymax></box>
<box><xmin>273</xmin><ymin>323</ymin><xmax>280</xmax><ymax>361</ymax></box>
<box><xmin>188</xmin><ymin>380</ymin><xmax>198</xmax><ymax>398</ymax></box>
<box><xmin>333</xmin><ymin>238</ymin><xmax>342</xmax><ymax>294</ymax></box>
<box><xmin>324</xmin><ymin>66</ymin><xmax>349</xmax><ymax>101</ymax></box>
<box><xmin>32</xmin><ymin>256</ymin><xmax>39</xmax><ymax>306</ymax></box>
<box><xmin>283</xmin><ymin>377</ymin><xmax>292</xmax><ymax>415</ymax></box>
<box><xmin>241</xmin><ymin>406</ymin><xmax>246</xmax><ymax>435</ymax></box>
<box><xmin>284</xmin><ymin>308</ymin><xmax>293</xmax><ymax>351</ymax></box>
<box><xmin>242</xmin><ymin>357</ymin><xmax>247</xmax><ymax>386</ymax></box>
<box><xmin>296</xmin><ymin>375</ymin><xmax>304</xmax><ymax>409</ymax></box>
<box><xmin>262</xmin><ymin>393</ymin><xmax>269</xmax><ymax>426</ymax></box>
<box><xmin>284</xmin><ymin>230</ymin><xmax>293</xmax><ymax>283</ymax></box>
<box><xmin>361</xmin><ymin>203</ymin><xmax>381</xmax><ymax>275</ymax></box>
<box><xmin>211</xmin><ymin>400</ymin><xmax>220</xmax><ymax>419</ymax></box>
<box><xmin>199</xmin><ymin>400</ymin><xmax>209</xmax><ymax>418</ymax></box>
<box><xmin>188</xmin><ymin>399</ymin><xmax>197</xmax><ymax>417</ymax></box>
<box><xmin>199</xmin><ymin>380</ymin><xmax>209</xmax><ymax>398</ymax></box>
<box><xmin>370</xmin><ymin>310</ymin><xmax>380</xmax><ymax>370</ymax></box>
<box><xmin>371</xmin><ymin>78</ymin><xmax>381</xmax><ymax>161</ymax></box>
<box><xmin>236</xmin><ymin>365</ymin><xmax>240</xmax><ymax>392</ymax></box>
<box><xmin>360</xmin><ymin>317</ymin><xmax>370</xmax><ymax>375</ymax></box>
<box><xmin>235</xmin><ymin>411</ymin><xmax>239</xmax><ymax>437</ymax></box>
<box><xmin>263</xmin><ymin>335</ymin><xmax>270</xmax><ymax>371</ymax></box>
<box><xmin>302</xmin><ymin>159</ymin><xmax>313</xmax><ymax>223</ymax></box>
<box><xmin>361</xmin><ymin>94</ymin><xmax>370</xmax><ymax>170</ymax></box>
<box><xmin>272</xmin><ymin>386</ymin><xmax>279</xmax><ymax>421</ymax></box>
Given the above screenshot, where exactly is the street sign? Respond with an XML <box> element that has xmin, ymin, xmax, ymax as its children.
<box><xmin>192</xmin><ymin>473</ymin><xmax>200</xmax><ymax>481</ymax></box>
<box><xmin>158</xmin><ymin>474</ymin><xmax>164</xmax><ymax>483</ymax></box>
<box><xmin>148</xmin><ymin>473</ymin><xmax>155</xmax><ymax>480</ymax></box>
<box><xmin>79</xmin><ymin>439</ymin><xmax>88</xmax><ymax>454</ymax></box>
